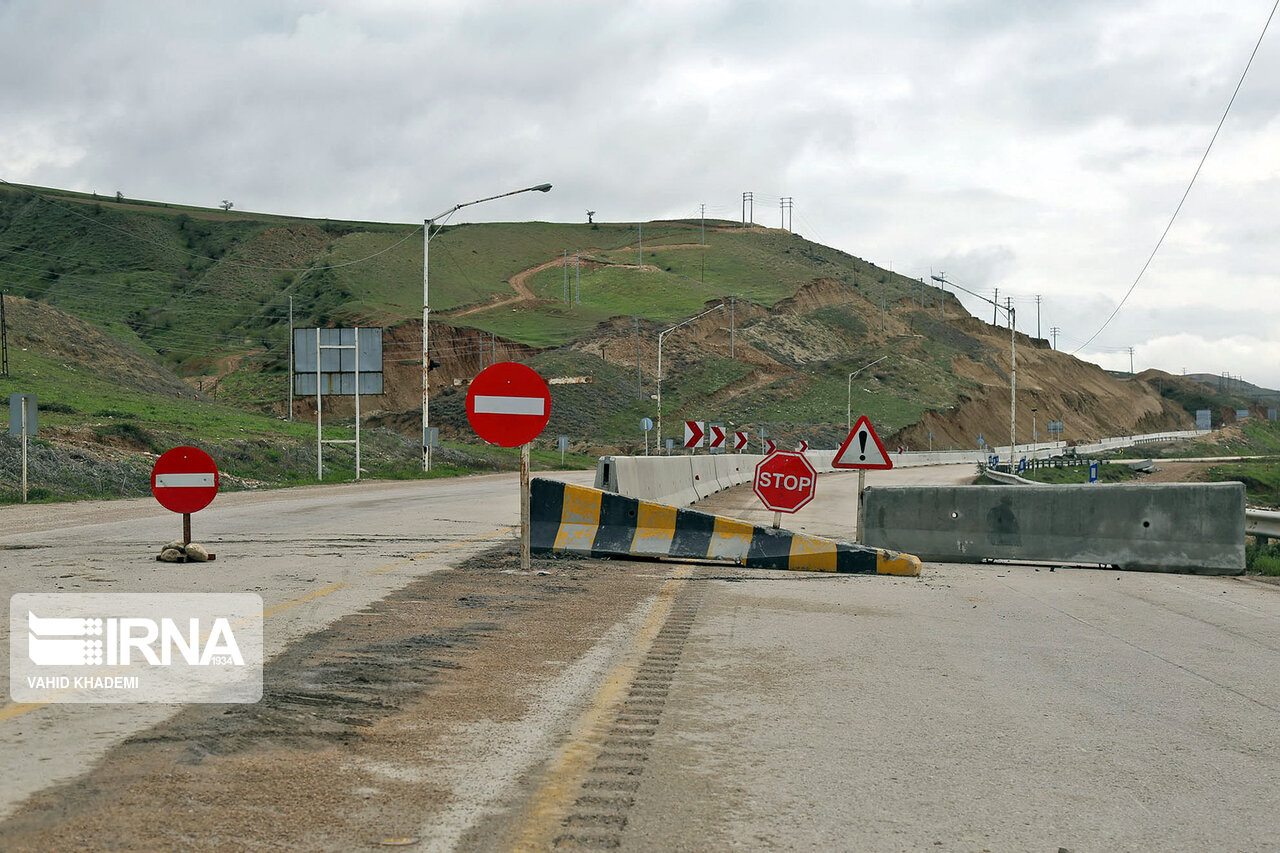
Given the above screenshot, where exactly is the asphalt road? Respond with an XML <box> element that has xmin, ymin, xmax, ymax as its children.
<box><xmin>0</xmin><ymin>471</ymin><xmax>595</xmax><ymax>819</ymax></box>
<box><xmin>1</xmin><ymin>463</ymin><xmax>1277</xmax><ymax>851</ymax></box>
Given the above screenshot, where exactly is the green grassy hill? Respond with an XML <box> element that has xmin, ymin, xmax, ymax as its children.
<box><xmin>0</xmin><ymin>180</ymin><xmax>1212</xmax><ymax>497</ymax></box>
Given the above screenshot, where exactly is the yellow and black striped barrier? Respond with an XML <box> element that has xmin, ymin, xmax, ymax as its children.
<box><xmin>530</xmin><ymin>478</ymin><xmax>920</xmax><ymax>575</ymax></box>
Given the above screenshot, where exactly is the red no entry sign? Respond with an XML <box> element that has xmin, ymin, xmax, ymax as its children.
<box><xmin>466</xmin><ymin>362</ymin><xmax>552</xmax><ymax>447</ymax></box>
<box><xmin>753</xmin><ymin>451</ymin><xmax>817</xmax><ymax>513</ymax></box>
<box><xmin>151</xmin><ymin>446</ymin><xmax>220</xmax><ymax>514</ymax></box>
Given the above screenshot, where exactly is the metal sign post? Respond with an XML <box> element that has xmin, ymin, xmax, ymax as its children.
<box><xmin>9</xmin><ymin>394</ymin><xmax>36</xmax><ymax>503</ymax></box>
<box><xmin>521</xmin><ymin>443</ymin><xmax>532</xmax><ymax>570</ymax></box>
<box><xmin>832</xmin><ymin>416</ymin><xmax>893</xmax><ymax>542</ymax></box>
<box><xmin>151</xmin><ymin>446</ymin><xmax>220</xmax><ymax>555</ymax></box>
<box><xmin>315</xmin><ymin>329</ymin><xmax>364</xmax><ymax>481</ymax></box>
<box><xmin>465</xmin><ymin>362</ymin><xmax>553</xmax><ymax>571</ymax></box>
<box><xmin>21</xmin><ymin>396</ymin><xmax>28</xmax><ymax>503</ymax></box>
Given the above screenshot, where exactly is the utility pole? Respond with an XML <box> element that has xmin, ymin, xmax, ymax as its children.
<box><xmin>1</xmin><ymin>291</ymin><xmax>8</xmax><ymax>377</ymax></box>
<box><xmin>780</xmin><ymin>197</ymin><xmax>793</xmax><ymax>230</ymax></box>
<box><xmin>635</xmin><ymin>316</ymin><xmax>642</xmax><ymax>398</ymax></box>
<box><xmin>575</xmin><ymin>250</ymin><xmax>581</xmax><ymax>304</ymax></box>
<box><xmin>742</xmin><ymin>192</ymin><xmax>753</xmax><ymax>227</ymax></box>
<box><xmin>287</xmin><ymin>295</ymin><xmax>293</xmax><ymax>420</ymax></box>
<box><xmin>1009</xmin><ymin>305</ymin><xmax>1017</xmax><ymax>457</ymax></box>
<box><xmin>1035</xmin><ymin>295</ymin><xmax>1042</xmax><ymax>339</ymax></box>
<box><xmin>700</xmin><ymin>203</ymin><xmax>705</xmax><ymax>245</ymax></box>
<box><xmin>638</xmin><ymin>223</ymin><xmax>643</xmax><ymax>268</ymax></box>
<box><xmin>1128</xmin><ymin>346</ymin><xmax>1135</xmax><ymax>375</ymax></box>
<box><xmin>1007</xmin><ymin>296</ymin><xmax>1013</xmax><ymax>331</ymax></box>
<box><xmin>931</xmin><ymin>271</ymin><xmax>948</xmax><ymax>320</ymax></box>
<box><xmin>563</xmin><ymin>250</ymin><xmax>569</xmax><ymax>303</ymax></box>
<box><xmin>992</xmin><ymin>288</ymin><xmax>999</xmax><ymax>325</ymax></box>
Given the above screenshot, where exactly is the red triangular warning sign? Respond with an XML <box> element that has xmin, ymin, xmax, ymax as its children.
<box><xmin>833</xmin><ymin>416</ymin><xmax>894</xmax><ymax>469</ymax></box>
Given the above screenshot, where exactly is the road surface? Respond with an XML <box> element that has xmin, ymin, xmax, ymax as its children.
<box><xmin>0</xmin><ymin>464</ymin><xmax>1276</xmax><ymax>851</ymax></box>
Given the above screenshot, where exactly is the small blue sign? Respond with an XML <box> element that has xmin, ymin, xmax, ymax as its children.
<box><xmin>989</xmin><ymin>455</ymin><xmax>999</xmax><ymax>467</ymax></box>
<box><xmin>1089</xmin><ymin>461</ymin><xmax>1099</xmax><ymax>483</ymax></box>
<box><xmin>1017</xmin><ymin>457</ymin><xmax>1027</xmax><ymax>473</ymax></box>
<box><xmin>640</xmin><ymin>417</ymin><xmax>653</xmax><ymax>432</ymax></box>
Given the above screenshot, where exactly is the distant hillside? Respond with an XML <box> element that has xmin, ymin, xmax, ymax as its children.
<box><xmin>0</xmin><ymin>181</ymin><xmax>1217</xmax><ymax>456</ymax></box>
<box><xmin>1184</xmin><ymin>373</ymin><xmax>1280</xmax><ymax>408</ymax></box>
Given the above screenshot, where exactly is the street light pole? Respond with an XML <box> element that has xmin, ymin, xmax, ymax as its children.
<box><xmin>1009</xmin><ymin>304</ymin><xmax>1017</xmax><ymax>458</ymax></box>
<box><xmin>847</xmin><ymin>355</ymin><xmax>889</xmax><ymax>430</ymax></box>
<box><xmin>657</xmin><ymin>303</ymin><xmax>725</xmax><ymax>452</ymax></box>
<box><xmin>423</xmin><ymin>182</ymin><xmax>552</xmax><ymax>472</ymax></box>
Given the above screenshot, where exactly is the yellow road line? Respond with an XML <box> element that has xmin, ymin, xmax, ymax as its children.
<box><xmin>506</xmin><ymin>566</ymin><xmax>693</xmax><ymax>850</ymax></box>
<box><xmin>1</xmin><ymin>525</ymin><xmax>518</xmax><ymax>724</ymax></box>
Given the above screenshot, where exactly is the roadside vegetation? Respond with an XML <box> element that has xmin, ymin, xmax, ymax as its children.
<box><xmin>4</xmin><ymin>181</ymin><xmax>1274</xmax><ymax>506</ymax></box>
<box><xmin>1247</xmin><ymin>540</ymin><xmax>1280</xmax><ymax>576</ymax></box>
<box><xmin>1014</xmin><ymin>462</ymin><xmax>1143</xmax><ymax>485</ymax></box>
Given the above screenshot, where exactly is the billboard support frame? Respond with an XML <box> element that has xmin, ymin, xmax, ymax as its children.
<box><xmin>316</xmin><ymin>329</ymin><xmax>362</xmax><ymax>481</ymax></box>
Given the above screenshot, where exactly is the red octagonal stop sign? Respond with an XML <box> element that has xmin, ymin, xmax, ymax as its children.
<box><xmin>753</xmin><ymin>450</ymin><xmax>817</xmax><ymax>513</ymax></box>
<box><xmin>151</xmin><ymin>446</ymin><xmax>220</xmax><ymax>514</ymax></box>
<box><xmin>466</xmin><ymin>362</ymin><xmax>552</xmax><ymax>448</ymax></box>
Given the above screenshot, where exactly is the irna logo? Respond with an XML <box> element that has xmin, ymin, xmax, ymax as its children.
<box><xmin>10</xmin><ymin>593</ymin><xmax>263</xmax><ymax>704</ymax></box>
<box><xmin>27</xmin><ymin>612</ymin><xmax>245</xmax><ymax>667</ymax></box>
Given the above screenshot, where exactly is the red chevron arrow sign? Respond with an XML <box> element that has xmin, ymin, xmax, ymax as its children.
<box><xmin>709</xmin><ymin>424</ymin><xmax>726</xmax><ymax>450</ymax></box>
<box><xmin>683</xmin><ymin>421</ymin><xmax>705</xmax><ymax>448</ymax></box>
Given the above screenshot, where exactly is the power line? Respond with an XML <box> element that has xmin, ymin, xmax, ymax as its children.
<box><xmin>1073</xmin><ymin>0</ymin><xmax>1279</xmax><ymax>353</ymax></box>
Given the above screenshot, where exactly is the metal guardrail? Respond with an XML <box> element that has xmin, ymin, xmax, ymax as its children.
<box><xmin>1246</xmin><ymin>509</ymin><xmax>1280</xmax><ymax>539</ymax></box>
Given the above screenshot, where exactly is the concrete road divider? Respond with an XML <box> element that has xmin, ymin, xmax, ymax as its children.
<box><xmin>860</xmin><ymin>482</ymin><xmax>1245</xmax><ymax>575</ymax></box>
<box><xmin>595</xmin><ymin>451</ymin><xmax>840</xmax><ymax>507</ymax></box>
<box><xmin>531</xmin><ymin>478</ymin><xmax>920</xmax><ymax>575</ymax></box>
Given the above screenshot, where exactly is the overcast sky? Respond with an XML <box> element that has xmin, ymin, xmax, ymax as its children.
<box><xmin>4</xmin><ymin>0</ymin><xmax>1279</xmax><ymax>388</ymax></box>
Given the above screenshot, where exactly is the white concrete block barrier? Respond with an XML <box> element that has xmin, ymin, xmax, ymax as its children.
<box><xmin>860</xmin><ymin>481</ymin><xmax>1245</xmax><ymax>575</ymax></box>
<box><xmin>595</xmin><ymin>454</ymin><xmax>766</xmax><ymax>506</ymax></box>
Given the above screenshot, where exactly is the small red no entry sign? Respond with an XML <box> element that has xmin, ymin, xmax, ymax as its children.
<box><xmin>151</xmin><ymin>446</ymin><xmax>220</xmax><ymax>514</ymax></box>
<box><xmin>466</xmin><ymin>362</ymin><xmax>552</xmax><ymax>447</ymax></box>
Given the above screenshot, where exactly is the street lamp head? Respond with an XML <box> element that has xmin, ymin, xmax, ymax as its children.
<box><xmin>532</xmin><ymin>183</ymin><xmax>553</xmax><ymax>192</ymax></box>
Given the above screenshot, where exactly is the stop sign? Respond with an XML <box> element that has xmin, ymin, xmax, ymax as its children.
<box><xmin>466</xmin><ymin>362</ymin><xmax>552</xmax><ymax>447</ymax></box>
<box><xmin>151</xmin><ymin>446</ymin><xmax>219</xmax><ymax>514</ymax></box>
<box><xmin>752</xmin><ymin>451</ymin><xmax>817</xmax><ymax>513</ymax></box>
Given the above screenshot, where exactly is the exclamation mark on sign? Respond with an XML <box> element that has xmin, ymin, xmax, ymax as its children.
<box><xmin>858</xmin><ymin>430</ymin><xmax>868</xmax><ymax>461</ymax></box>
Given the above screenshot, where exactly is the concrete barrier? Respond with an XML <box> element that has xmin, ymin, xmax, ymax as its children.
<box><xmin>532</xmin><ymin>478</ymin><xmax>921</xmax><ymax>575</ymax></box>
<box><xmin>597</xmin><ymin>453</ymin><xmax>770</xmax><ymax>505</ymax></box>
<box><xmin>860</xmin><ymin>482</ymin><xmax>1245</xmax><ymax>575</ymax></box>
<box><xmin>596</xmin><ymin>450</ymin><xmax>842</xmax><ymax>507</ymax></box>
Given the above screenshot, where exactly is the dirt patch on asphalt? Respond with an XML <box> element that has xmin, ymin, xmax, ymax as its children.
<box><xmin>0</xmin><ymin>549</ymin><xmax>668</xmax><ymax>852</ymax></box>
